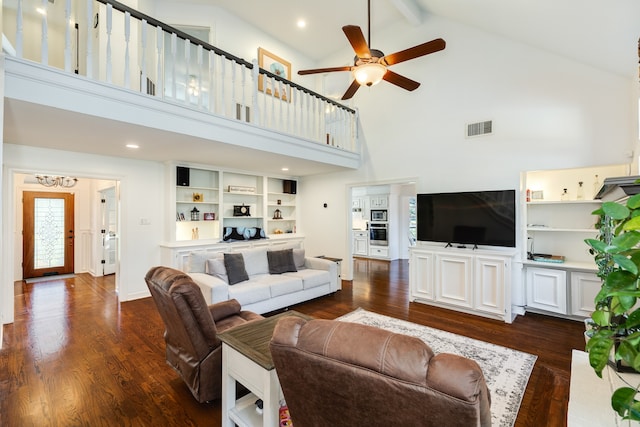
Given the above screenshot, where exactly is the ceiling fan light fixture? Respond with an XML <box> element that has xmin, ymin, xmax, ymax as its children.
<box><xmin>353</xmin><ymin>63</ymin><xmax>386</xmax><ymax>87</ymax></box>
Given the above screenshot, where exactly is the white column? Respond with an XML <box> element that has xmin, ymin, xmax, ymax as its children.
<box><xmin>155</xmin><ymin>26</ymin><xmax>163</xmax><ymax>97</ymax></box>
<box><xmin>85</xmin><ymin>0</ymin><xmax>93</xmax><ymax>79</ymax></box>
<box><xmin>141</xmin><ymin>20</ymin><xmax>147</xmax><ymax>94</ymax></box>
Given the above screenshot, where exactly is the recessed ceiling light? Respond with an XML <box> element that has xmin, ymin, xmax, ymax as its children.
<box><xmin>281</xmin><ymin>167</ymin><xmax>289</xmax><ymax>171</ymax></box>
<box><xmin>297</xmin><ymin>19</ymin><xmax>306</xmax><ymax>29</ymax></box>
<box><xmin>126</xmin><ymin>143</ymin><xmax>139</xmax><ymax>149</ymax></box>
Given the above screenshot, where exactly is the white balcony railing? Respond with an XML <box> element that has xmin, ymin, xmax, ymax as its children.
<box><xmin>2</xmin><ymin>0</ymin><xmax>358</xmax><ymax>152</ymax></box>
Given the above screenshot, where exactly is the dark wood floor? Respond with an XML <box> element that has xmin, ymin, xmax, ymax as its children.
<box><xmin>0</xmin><ymin>259</ymin><xmax>585</xmax><ymax>426</ymax></box>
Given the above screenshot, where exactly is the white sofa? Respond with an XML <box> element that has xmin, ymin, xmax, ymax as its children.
<box><xmin>186</xmin><ymin>247</ymin><xmax>340</xmax><ymax>314</ymax></box>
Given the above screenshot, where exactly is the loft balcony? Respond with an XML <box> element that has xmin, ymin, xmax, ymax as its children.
<box><xmin>1</xmin><ymin>0</ymin><xmax>360</xmax><ymax>174</ymax></box>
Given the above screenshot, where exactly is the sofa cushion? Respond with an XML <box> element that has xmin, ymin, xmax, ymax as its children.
<box><xmin>259</xmin><ymin>274</ymin><xmax>303</xmax><ymax>297</ymax></box>
<box><xmin>207</xmin><ymin>257</ymin><xmax>228</xmax><ymax>283</ymax></box>
<box><xmin>224</xmin><ymin>253</ymin><xmax>249</xmax><ymax>285</ymax></box>
<box><xmin>227</xmin><ymin>279</ymin><xmax>272</xmax><ymax>305</ymax></box>
<box><xmin>242</xmin><ymin>248</ymin><xmax>270</xmax><ymax>277</ymax></box>
<box><xmin>293</xmin><ymin>248</ymin><xmax>306</xmax><ymax>270</ymax></box>
<box><xmin>187</xmin><ymin>251</ymin><xmax>209</xmax><ymax>273</ymax></box>
<box><xmin>285</xmin><ymin>269</ymin><xmax>330</xmax><ymax>289</ymax></box>
<box><xmin>267</xmin><ymin>249</ymin><xmax>297</xmax><ymax>274</ymax></box>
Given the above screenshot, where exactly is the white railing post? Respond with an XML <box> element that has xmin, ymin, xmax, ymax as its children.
<box><xmin>240</xmin><ymin>65</ymin><xmax>246</xmax><ymax>121</ymax></box>
<box><xmin>141</xmin><ymin>20</ymin><xmax>147</xmax><ymax>94</ymax></box>
<box><xmin>170</xmin><ymin>33</ymin><xmax>177</xmax><ymax>98</ymax></box>
<box><xmin>124</xmin><ymin>11</ymin><xmax>131</xmax><ymax>89</ymax></box>
<box><xmin>251</xmin><ymin>59</ymin><xmax>259</xmax><ymax>125</ymax></box>
<box><xmin>196</xmin><ymin>45</ymin><xmax>203</xmax><ymax>109</ymax></box>
<box><xmin>85</xmin><ymin>0</ymin><xmax>93</xmax><ymax>78</ymax></box>
<box><xmin>64</xmin><ymin>0</ymin><xmax>72</xmax><ymax>72</ymax></box>
<box><xmin>156</xmin><ymin>26</ymin><xmax>163</xmax><ymax>97</ymax></box>
<box><xmin>183</xmin><ymin>38</ymin><xmax>190</xmax><ymax>105</ymax></box>
<box><xmin>106</xmin><ymin>3</ymin><xmax>113</xmax><ymax>83</ymax></box>
<box><xmin>40</xmin><ymin>0</ymin><xmax>48</xmax><ymax>65</ymax></box>
<box><xmin>220</xmin><ymin>58</ymin><xmax>226</xmax><ymax>116</ymax></box>
<box><xmin>210</xmin><ymin>51</ymin><xmax>217</xmax><ymax>114</ymax></box>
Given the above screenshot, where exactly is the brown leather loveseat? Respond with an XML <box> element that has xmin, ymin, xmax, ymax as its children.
<box><xmin>270</xmin><ymin>317</ymin><xmax>491</xmax><ymax>427</ymax></box>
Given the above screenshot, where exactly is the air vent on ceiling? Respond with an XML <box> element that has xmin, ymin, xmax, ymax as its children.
<box><xmin>466</xmin><ymin>120</ymin><xmax>493</xmax><ymax>138</ymax></box>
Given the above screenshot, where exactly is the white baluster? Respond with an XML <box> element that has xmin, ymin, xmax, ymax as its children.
<box><xmin>184</xmin><ymin>38</ymin><xmax>190</xmax><ymax>105</ymax></box>
<box><xmin>106</xmin><ymin>3</ymin><xmax>112</xmax><ymax>83</ymax></box>
<box><xmin>156</xmin><ymin>26</ymin><xmax>163</xmax><ymax>97</ymax></box>
<box><xmin>124</xmin><ymin>11</ymin><xmax>131</xmax><ymax>89</ymax></box>
<box><xmin>270</xmin><ymin>76</ymin><xmax>276</xmax><ymax>127</ymax></box>
<box><xmin>210</xmin><ymin>51</ymin><xmax>217</xmax><ymax>114</ymax></box>
<box><xmin>220</xmin><ymin>58</ymin><xmax>226</xmax><ymax>116</ymax></box>
<box><xmin>240</xmin><ymin>65</ymin><xmax>246</xmax><ymax>121</ymax></box>
<box><xmin>141</xmin><ymin>20</ymin><xmax>147</xmax><ymax>94</ymax></box>
<box><xmin>197</xmin><ymin>45</ymin><xmax>203</xmax><ymax>109</ymax></box>
<box><xmin>16</xmin><ymin>0</ymin><xmax>24</xmax><ymax>57</ymax></box>
<box><xmin>252</xmin><ymin>59</ymin><xmax>259</xmax><ymax>125</ymax></box>
<box><xmin>86</xmin><ymin>0</ymin><xmax>93</xmax><ymax>78</ymax></box>
<box><xmin>231</xmin><ymin>61</ymin><xmax>237</xmax><ymax>118</ymax></box>
<box><xmin>40</xmin><ymin>0</ymin><xmax>48</xmax><ymax>65</ymax></box>
<box><xmin>64</xmin><ymin>0</ymin><xmax>71</xmax><ymax>71</ymax></box>
<box><xmin>278</xmin><ymin>80</ymin><xmax>284</xmax><ymax>130</ymax></box>
<box><xmin>171</xmin><ymin>33</ymin><xmax>177</xmax><ymax>98</ymax></box>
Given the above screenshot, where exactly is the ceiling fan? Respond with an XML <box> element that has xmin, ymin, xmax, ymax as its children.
<box><xmin>298</xmin><ymin>0</ymin><xmax>446</xmax><ymax>100</ymax></box>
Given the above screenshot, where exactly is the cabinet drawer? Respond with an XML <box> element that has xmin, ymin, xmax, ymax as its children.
<box><xmin>369</xmin><ymin>246</ymin><xmax>389</xmax><ymax>258</ymax></box>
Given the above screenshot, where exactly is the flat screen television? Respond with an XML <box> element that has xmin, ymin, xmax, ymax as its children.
<box><xmin>417</xmin><ymin>190</ymin><xmax>516</xmax><ymax>248</ymax></box>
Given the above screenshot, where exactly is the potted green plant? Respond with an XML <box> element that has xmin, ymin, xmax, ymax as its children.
<box><xmin>585</xmin><ymin>193</ymin><xmax>640</xmax><ymax>420</ymax></box>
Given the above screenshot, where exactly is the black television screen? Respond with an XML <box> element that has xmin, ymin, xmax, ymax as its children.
<box><xmin>417</xmin><ymin>190</ymin><xmax>516</xmax><ymax>248</ymax></box>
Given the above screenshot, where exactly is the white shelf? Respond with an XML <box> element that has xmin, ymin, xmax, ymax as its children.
<box><xmin>229</xmin><ymin>393</ymin><xmax>263</xmax><ymax>427</ymax></box>
<box><xmin>527</xmin><ymin>200</ymin><xmax>602</xmax><ymax>205</ymax></box>
<box><xmin>527</xmin><ymin>227</ymin><xmax>597</xmax><ymax>233</ymax></box>
<box><xmin>223</xmin><ymin>216</ymin><xmax>264</xmax><ymax>219</ymax></box>
<box><xmin>523</xmin><ymin>259</ymin><xmax>597</xmax><ymax>272</ymax></box>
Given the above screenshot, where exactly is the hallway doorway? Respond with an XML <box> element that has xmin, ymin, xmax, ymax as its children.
<box><xmin>22</xmin><ymin>191</ymin><xmax>75</xmax><ymax>279</ymax></box>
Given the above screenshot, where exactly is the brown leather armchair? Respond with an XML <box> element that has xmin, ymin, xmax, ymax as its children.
<box><xmin>270</xmin><ymin>317</ymin><xmax>491</xmax><ymax>427</ymax></box>
<box><xmin>145</xmin><ymin>266</ymin><xmax>263</xmax><ymax>402</ymax></box>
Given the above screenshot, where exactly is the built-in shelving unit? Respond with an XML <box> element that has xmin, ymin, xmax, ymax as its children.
<box><xmin>169</xmin><ymin>163</ymin><xmax>299</xmax><ymax>243</ymax></box>
<box><xmin>175</xmin><ymin>167</ymin><xmax>220</xmax><ymax>241</ymax></box>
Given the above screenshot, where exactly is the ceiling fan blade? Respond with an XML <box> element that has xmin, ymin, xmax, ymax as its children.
<box><xmin>383</xmin><ymin>70</ymin><xmax>421</xmax><ymax>91</ymax></box>
<box><xmin>298</xmin><ymin>66</ymin><xmax>352</xmax><ymax>76</ymax></box>
<box><xmin>382</xmin><ymin>38</ymin><xmax>446</xmax><ymax>66</ymax></box>
<box><xmin>342</xmin><ymin>25</ymin><xmax>371</xmax><ymax>59</ymax></box>
<box><xmin>341</xmin><ymin>79</ymin><xmax>361</xmax><ymax>100</ymax></box>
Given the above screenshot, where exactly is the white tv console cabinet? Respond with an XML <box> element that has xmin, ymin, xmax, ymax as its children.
<box><xmin>409</xmin><ymin>244</ymin><xmax>518</xmax><ymax>323</ymax></box>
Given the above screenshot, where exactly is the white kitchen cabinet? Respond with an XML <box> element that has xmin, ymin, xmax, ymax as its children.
<box><xmin>369</xmin><ymin>246</ymin><xmax>389</xmax><ymax>258</ymax></box>
<box><xmin>352</xmin><ymin>230</ymin><xmax>368</xmax><ymax>256</ymax></box>
<box><xmin>570</xmin><ymin>272</ymin><xmax>601</xmax><ymax>317</ymax></box>
<box><xmin>526</xmin><ymin>267</ymin><xmax>567</xmax><ymax>315</ymax></box>
<box><xmin>369</xmin><ymin>196</ymin><xmax>388</xmax><ymax>209</ymax></box>
<box><xmin>409</xmin><ymin>246</ymin><xmax>515</xmax><ymax>322</ymax></box>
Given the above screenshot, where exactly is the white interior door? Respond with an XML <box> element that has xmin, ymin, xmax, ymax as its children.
<box><xmin>100</xmin><ymin>187</ymin><xmax>118</xmax><ymax>275</ymax></box>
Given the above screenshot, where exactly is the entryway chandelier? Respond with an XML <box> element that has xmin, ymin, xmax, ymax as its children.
<box><xmin>36</xmin><ymin>175</ymin><xmax>78</xmax><ymax>188</ymax></box>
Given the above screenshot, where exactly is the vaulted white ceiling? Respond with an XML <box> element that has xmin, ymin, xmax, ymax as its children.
<box><xmin>204</xmin><ymin>0</ymin><xmax>640</xmax><ymax>79</ymax></box>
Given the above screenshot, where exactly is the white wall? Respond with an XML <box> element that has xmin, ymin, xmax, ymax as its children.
<box><xmin>298</xmin><ymin>15</ymin><xmax>638</xmax><ymax>270</ymax></box>
<box><xmin>2</xmin><ymin>144</ymin><xmax>164</xmax><ymax>323</ymax></box>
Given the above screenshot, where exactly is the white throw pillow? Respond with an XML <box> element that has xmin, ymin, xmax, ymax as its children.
<box><xmin>241</xmin><ymin>248</ymin><xmax>270</xmax><ymax>276</ymax></box>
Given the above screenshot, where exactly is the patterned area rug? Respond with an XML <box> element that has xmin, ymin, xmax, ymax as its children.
<box><xmin>337</xmin><ymin>308</ymin><xmax>536</xmax><ymax>427</ymax></box>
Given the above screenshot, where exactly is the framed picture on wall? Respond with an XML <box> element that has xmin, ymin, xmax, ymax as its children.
<box><xmin>258</xmin><ymin>47</ymin><xmax>291</xmax><ymax>102</ymax></box>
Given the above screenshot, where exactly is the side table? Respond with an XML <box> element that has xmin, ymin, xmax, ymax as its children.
<box><xmin>219</xmin><ymin>310</ymin><xmax>312</xmax><ymax>427</ymax></box>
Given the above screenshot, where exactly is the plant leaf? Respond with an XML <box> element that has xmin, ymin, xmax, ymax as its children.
<box><xmin>627</xmin><ymin>193</ymin><xmax>640</xmax><ymax>210</ymax></box>
<box><xmin>603</xmin><ymin>202</ymin><xmax>630</xmax><ymax>220</ymax></box>
<box><xmin>612</xmin><ymin>231</ymin><xmax>640</xmax><ymax>251</ymax></box>
<box><xmin>624</xmin><ymin>217</ymin><xmax>640</xmax><ymax>232</ymax></box>
<box><xmin>613</xmin><ymin>254</ymin><xmax>639</xmax><ymax>275</ymax></box>
<box><xmin>587</xmin><ymin>333</ymin><xmax>614</xmax><ymax>377</ymax></box>
<box><xmin>612</xmin><ymin>387</ymin><xmax>640</xmax><ymax>418</ymax></box>
<box><xmin>585</xmin><ymin>238</ymin><xmax>607</xmax><ymax>252</ymax></box>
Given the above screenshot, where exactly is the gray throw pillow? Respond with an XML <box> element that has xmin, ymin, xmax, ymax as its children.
<box><xmin>224</xmin><ymin>253</ymin><xmax>249</xmax><ymax>285</ymax></box>
<box><xmin>293</xmin><ymin>248</ymin><xmax>306</xmax><ymax>269</ymax></box>
<box><xmin>267</xmin><ymin>248</ymin><xmax>297</xmax><ymax>274</ymax></box>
